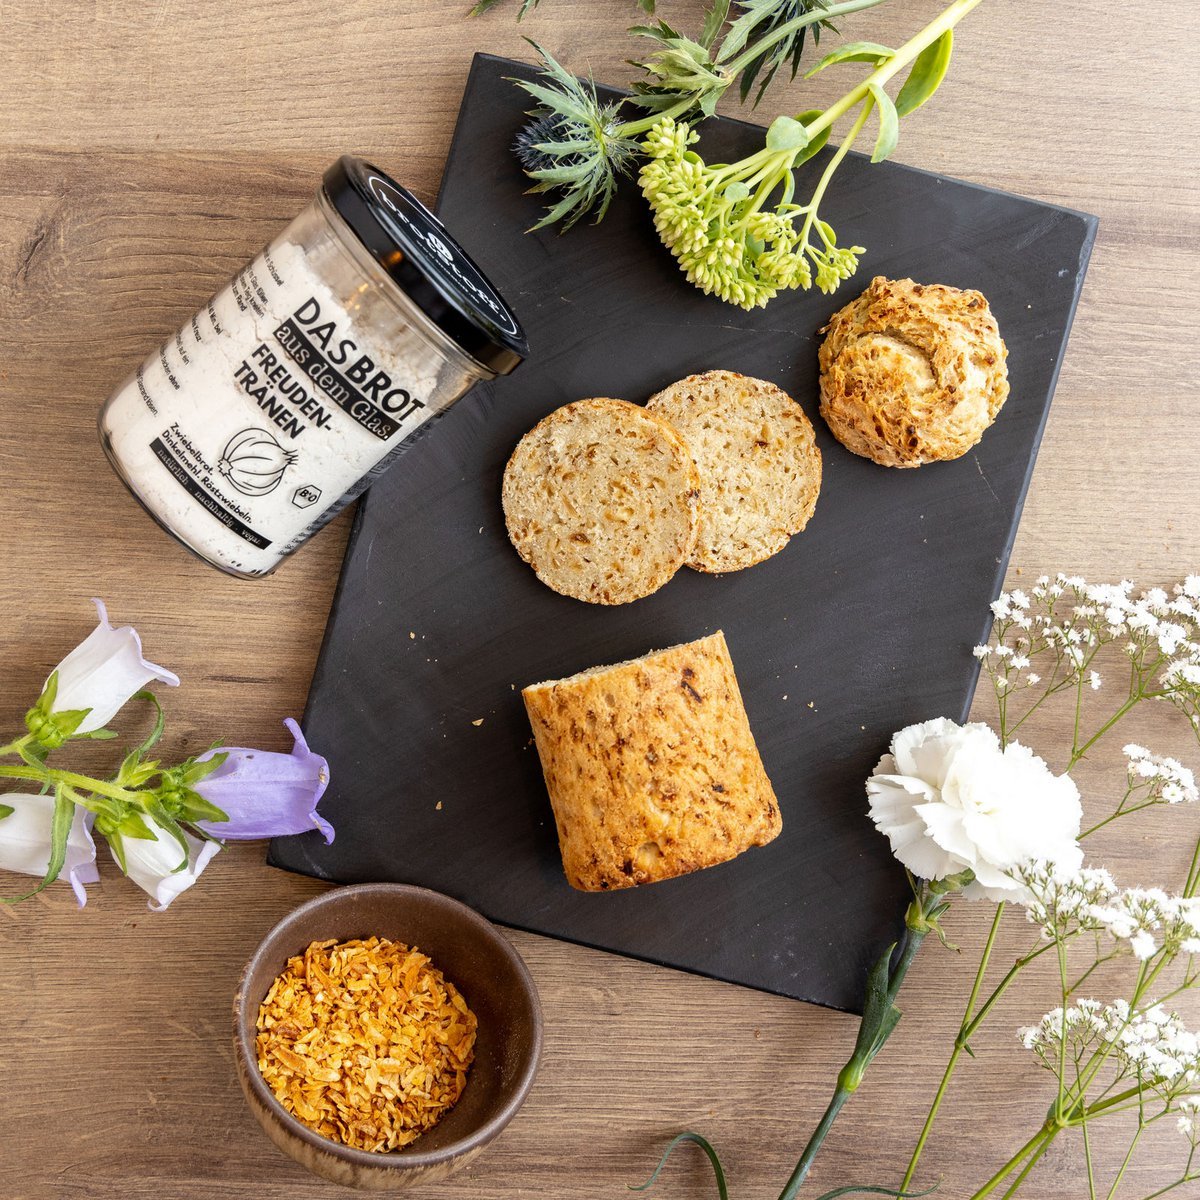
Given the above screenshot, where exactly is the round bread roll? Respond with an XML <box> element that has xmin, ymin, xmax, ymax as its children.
<box><xmin>818</xmin><ymin>276</ymin><xmax>1009</xmax><ymax>468</ymax></box>
<box><xmin>646</xmin><ymin>370</ymin><xmax>822</xmax><ymax>573</ymax></box>
<box><xmin>502</xmin><ymin>398</ymin><xmax>700</xmax><ymax>605</ymax></box>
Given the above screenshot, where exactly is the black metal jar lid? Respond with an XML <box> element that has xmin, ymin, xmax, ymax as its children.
<box><xmin>322</xmin><ymin>156</ymin><xmax>527</xmax><ymax>375</ymax></box>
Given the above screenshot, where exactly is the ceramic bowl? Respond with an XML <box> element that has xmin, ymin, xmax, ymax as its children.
<box><xmin>233</xmin><ymin>883</ymin><xmax>543</xmax><ymax>1190</ymax></box>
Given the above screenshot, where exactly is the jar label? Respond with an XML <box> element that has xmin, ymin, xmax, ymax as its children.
<box><xmin>103</xmin><ymin>238</ymin><xmax>453</xmax><ymax>575</ymax></box>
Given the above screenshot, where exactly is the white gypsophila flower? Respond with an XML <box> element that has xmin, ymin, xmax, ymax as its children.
<box><xmin>1124</xmin><ymin>744</ymin><xmax>1199</xmax><ymax>804</ymax></box>
<box><xmin>1013</xmin><ymin>863</ymin><xmax>1117</xmax><ymax>940</ymax></box>
<box><xmin>47</xmin><ymin>599</ymin><xmax>179</xmax><ymax>733</ymax></box>
<box><xmin>0</xmin><ymin>794</ymin><xmax>98</xmax><ymax>906</ymax></box>
<box><xmin>1087</xmin><ymin>889</ymin><xmax>1200</xmax><ymax>960</ymax></box>
<box><xmin>114</xmin><ymin>817</ymin><xmax>219</xmax><ymax>912</ymax></box>
<box><xmin>1022</xmin><ymin>1001</ymin><xmax>1200</xmax><ymax>1098</ymax></box>
<box><xmin>867</xmin><ymin>718</ymin><xmax>1083</xmax><ymax>902</ymax></box>
<box><xmin>1090</xmin><ymin>670</ymin><xmax>1102</xmax><ymax>690</ymax></box>
<box><xmin>1178</xmin><ymin>1095</ymin><xmax>1200</xmax><ymax>1141</ymax></box>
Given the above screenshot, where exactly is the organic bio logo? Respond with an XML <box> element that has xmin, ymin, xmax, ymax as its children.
<box><xmin>217</xmin><ymin>428</ymin><xmax>297</xmax><ymax>497</ymax></box>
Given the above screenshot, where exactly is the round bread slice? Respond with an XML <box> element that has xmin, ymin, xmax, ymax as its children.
<box><xmin>818</xmin><ymin>276</ymin><xmax>1010</xmax><ymax>468</ymax></box>
<box><xmin>502</xmin><ymin>398</ymin><xmax>700</xmax><ymax>605</ymax></box>
<box><xmin>645</xmin><ymin>371</ymin><xmax>822</xmax><ymax>574</ymax></box>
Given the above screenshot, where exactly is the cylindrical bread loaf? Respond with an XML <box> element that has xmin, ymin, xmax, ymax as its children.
<box><xmin>522</xmin><ymin>631</ymin><xmax>781</xmax><ymax>891</ymax></box>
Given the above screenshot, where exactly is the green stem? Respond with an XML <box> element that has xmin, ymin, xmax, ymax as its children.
<box><xmin>620</xmin><ymin>96</ymin><xmax>700</xmax><ymax>138</ymax></box>
<box><xmin>0</xmin><ymin>734</ymin><xmax>33</xmax><ymax>758</ymax></box>
<box><xmin>779</xmin><ymin>921</ymin><xmax>929</xmax><ymax>1200</ymax></box>
<box><xmin>966</xmin><ymin>1127</ymin><xmax>1055</xmax><ymax>1200</ymax></box>
<box><xmin>1082</xmin><ymin>1117</ymin><xmax>1097</xmax><ymax>1200</ymax></box>
<box><xmin>777</xmin><ymin>1086</ymin><xmax>855</xmax><ymax>1200</ymax></box>
<box><xmin>1069</xmin><ymin>694</ymin><xmax>1142</xmax><ymax>768</ymax></box>
<box><xmin>1105</xmin><ymin>1123</ymin><xmax>1145</xmax><ymax>1200</ymax></box>
<box><xmin>1139</xmin><ymin>1175</ymin><xmax>1200</xmax><ymax>1200</ymax></box>
<box><xmin>997</xmin><ymin>1131</ymin><xmax>1056</xmax><ymax>1200</ymax></box>
<box><xmin>797</xmin><ymin>0</ymin><xmax>986</xmax><ymax>143</ymax></box>
<box><xmin>1184</xmin><ymin>828</ymin><xmax>1200</xmax><ymax>898</ymax></box>
<box><xmin>899</xmin><ymin>902</ymin><xmax>1006</xmax><ymax>1192</ymax></box>
<box><xmin>0</xmin><ymin>764</ymin><xmax>142</xmax><ymax>805</ymax></box>
<box><xmin>961</xmin><ymin>943</ymin><xmax>1054</xmax><ymax>1041</ymax></box>
<box><xmin>796</xmin><ymin>99</ymin><xmax>873</xmax><ymax>249</ymax></box>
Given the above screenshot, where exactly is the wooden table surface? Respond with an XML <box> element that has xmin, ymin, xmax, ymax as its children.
<box><xmin>2</xmin><ymin>2</ymin><xmax>1198</xmax><ymax>1197</ymax></box>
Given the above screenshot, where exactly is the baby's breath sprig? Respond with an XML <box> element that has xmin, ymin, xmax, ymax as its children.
<box><xmin>975</xmin><ymin>574</ymin><xmax>1200</xmax><ymax>766</ymax></box>
<box><xmin>639</xmin><ymin>0</ymin><xmax>978</xmax><ymax>308</ymax></box>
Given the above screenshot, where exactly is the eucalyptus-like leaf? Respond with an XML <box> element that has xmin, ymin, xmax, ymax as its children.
<box><xmin>699</xmin><ymin>0</ymin><xmax>732</xmax><ymax>50</ymax></box>
<box><xmin>766</xmin><ymin>114</ymin><xmax>809</xmax><ymax>151</ymax></box>
<box><xmin>868</xmin><ymin>83</ymin><xmax>899</xmax><ymax>162</ymax></box>
<box><xmin>895</xmin><ymin>28</ymin><xmax>953</xmax><ymax>117</ymax></box>
<box><xmin>805</xmin><ymin>40</ymin><xmax>893</xmax><ymax>76</ymax></box>
<box><xmin>630</xmin><ymin>21</ymin><xmax>729</xmax><ymax>116</ymax></box>
<box><xmin>719</xmin><ymin>0</ymin><xmax>839</xmax><ymax>105</ymax></box>
<box><xmin>725</xmin><ymin>181</ymin><xmax>751</xmax><ymax>203</ymax></box>
<box><xmin>0</xmin><ymin>804</ymin><xmax>13</xmax><ymax>821</ymax></box>
<box><xmin>630</xmin><ymin>1132</ymin><xmax>729</xmax><ymax>1200</ymax></box>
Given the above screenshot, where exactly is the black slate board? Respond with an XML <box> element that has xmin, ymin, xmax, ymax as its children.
<box><xmin>270</xmin><ymin>53</ymin><xmax>1097</xmax><ymax>1013</ymax></box>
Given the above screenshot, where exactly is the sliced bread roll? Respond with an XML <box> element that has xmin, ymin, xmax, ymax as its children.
<box><xmin>646</xmin><ymin>371</ymin><xmax>822</xmax><ymax>573</ymax></box>
<box><xmin>522</xmin><ymin>631</ymin><xmax>781</xmax><ymax>891</ymax></box>
<box><xmin>502</xmin><ymin>398</ymin><xmax>700</xmax><ymax>605</ymax></box>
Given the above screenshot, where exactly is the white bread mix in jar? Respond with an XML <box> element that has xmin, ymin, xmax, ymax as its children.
<box><xmin>99</xmin><ymin>157</ymin><xmax>527</xmax><ymax>577</ymax></box>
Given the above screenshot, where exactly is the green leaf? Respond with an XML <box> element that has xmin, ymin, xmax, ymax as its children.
<box><xmin>724</xmin><ymin>181</ymin><xmax>751</xmax><ymax>203</ymax></box>
<box><xmin>895</xmin><ymin>29</ymin><xmax>953</xmax><ymax>117</ymax></box>
<box><xmin>180</xmin><ymin>752</ymin><xmax>227</xmax><ymax>787</ymax></box>
<box><xmin>0</xmin><ymin>804</ymin><xmax>13</xmax><ymax>821</ymax></box>
<box><xmin>133</xmin><ymin>689</ymin><xmax>166</xmax><ymax>754</ymax></box>
<box><xmin>35</xmin><ymin>670</ymin><xmax>59</xmax><ymax>716</ymax></box>
<box><xmin>173</xmin><ymin>789</ymin><xmax>229</xmax><ymax>825</ymax></box>
<box><xmin>144</xmin><ymin>800</ymin><xmax>191</xmax><ymax>873</ymax></box>
<box><xmin>699</xmin><ymin>0</ymin><xmax>731</xmax><ymax>51</ymax></box>
<box><xmin>868</xmin><ymin>83</ymin><xmax>899</xmax><ymax>163</ymax></box>
<box><xmin>630</xmin><ymin>1132</ymin><xmax>729</xmax><ymax>1200</ymax></box>
<box><xmin>791</xmin><ymin>108</ymin><xmax>831</xmax><ymax>167</ymax></box>
<box><xmin>813</xmin><ymin>1186</ymin><xmax>939</xmax><ymax>1199</ymax></box>
<box><xmin>805</xmin><ymin>41</ymin><xmax>894</xmax><ymax>77</ymax></box>
<box><xmin>119</xmin><ymin>811</ymin><xmax>158</xmax><ymax>841</ymax></box>
<box><xmin>3</xmin><ymin>787</ymin><xmax>73</xmax><ymax>904</ymax></box>
<box><xmin>766</xmin><ymin>115</ymin><xmax>809</xmax><ymax>152</ymax></box>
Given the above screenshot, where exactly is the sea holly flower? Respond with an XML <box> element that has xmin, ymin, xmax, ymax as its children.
<box><xmin>109</xmin><ymin>815</ymin><xmax>220</xmax><ymax>911</ymax></box>
<box><xmin>867</xmin><ymin>717</ymin><xmax>1083</xmax><ymax>902</ymax></box>
<box><xmin>192</xmin><ymin>719</ymin><xmax>333</xmax><ymax>843</ymax></box>
<box><xmin>0</xmin><ymin>793</ymin><xmax>99</xmax><ymax>906</ymax></box>
<box><xmin>25</xmin><ymin>599</ymin><xmax>179</xmax><ymax>748</ymax></box>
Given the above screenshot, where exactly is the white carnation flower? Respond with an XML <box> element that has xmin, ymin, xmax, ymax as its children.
<box><xmin>867</xmin><ymin>718</ymin><xmax>1083</xmax><ymax>902</ymax></box>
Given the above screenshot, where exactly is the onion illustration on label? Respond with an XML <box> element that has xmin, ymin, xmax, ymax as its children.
<box><xmin>217</xmin><ymin>428</ymin><xmax>298</xmax><ymax>497</ymax></box>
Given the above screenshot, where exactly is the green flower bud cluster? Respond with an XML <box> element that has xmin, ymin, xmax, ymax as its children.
<box><xmin>639</xmin><ymin>115</ymin><xmax>864</xmax><ymax>310</ymax></box>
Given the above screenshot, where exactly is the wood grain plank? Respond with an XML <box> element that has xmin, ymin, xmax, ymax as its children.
<box><xmin>1</xmin><ymin>1</ymin><xmax>1199</xmax><ymax>1197</ymax></box>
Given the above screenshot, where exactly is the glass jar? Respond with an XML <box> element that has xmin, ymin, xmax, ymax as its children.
<box><xmin>99</xmin><ymin>156</ymin><xmax>526</xmax><ymax>578</ymax></box>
